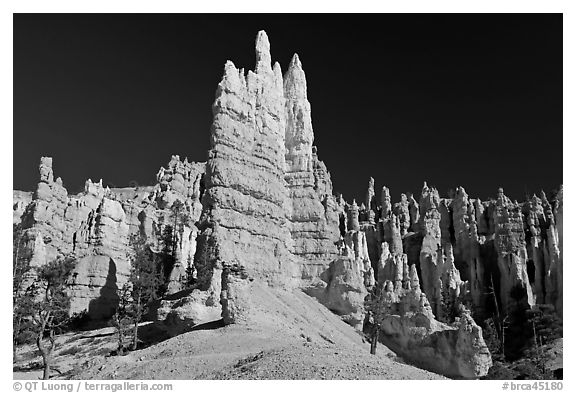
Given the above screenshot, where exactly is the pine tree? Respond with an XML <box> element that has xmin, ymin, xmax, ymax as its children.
<box><xmin>185</xmin><ymin>255</ymin><xmax>196</xmax><ymax>288</ymax></box>
<box><xmin>111</xmin><ymin>282</ymin><xmax>133</xmax><ymax>355</ymax></box>
<box><xmin>13</xmin><ymin>223</ymin><xmax>31</xmax><ymax>361</ymax></box>
<box><xmin>128</xmin><ymin>234</ymin><xmax>163</xmax><ymax>350</ymax></box>
<box><xmin>365</xmin><ymin>282</ymin><xmax>396</xmax><ymax>355</ymax></box>
<box><xmin>16</xmin><ymin>256</ymin><xmax>76</xmax><ymax>379</ymax></box>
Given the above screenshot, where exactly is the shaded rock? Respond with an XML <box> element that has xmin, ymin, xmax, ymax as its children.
<box><xmin>554</xmin><ymin>187</ymin><xmax>562</xmax><ymax>316</ymax></box>
<box><xmin>15</xmin><ymin>155</ymin><xmax>206</xmax><ymax>320</ymax></box>
<box><xmin>221</xmin><ymin>264</ymin><xmax>252</xmax><ymax>324</ymax></box>
<box><xmin>284</xmin><ymin>54</ymin><xmax>340</xmax><ymax>277</ymax></box>
<box><xmin>157</xmin><ymin>290</ymin><xmax>222</xmax><ymax>336</ymax></box>
<box><xmin>371</xmin><ymin>273</ymin><xmax>492</xmax><ymax>379</ymax></box>
<box><xmin>306</xmin><ymin>256</ymin><xmax>368</xmax><ymax>329</ymax></box>
<box><xmin>196</xmin><ymin>31</ymin><xmax>300</xmax><ymax>296</ymax></box>
<box><xmin>13</xmin><ymin>190</ymin><xmax>33</xmax><ymax>225</ymax></box>
<box><xmin>393</xmin><ymin>194</ymin><xmax>410</xmax><ymax>236</ymax></box>
<box><xmin>493</xmin><ymin>188</ymin><xmax>533</xmax><ymax>314</ymax></box>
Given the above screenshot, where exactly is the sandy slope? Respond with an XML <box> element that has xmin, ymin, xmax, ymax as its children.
<box><xmin>15</xmin><ymin>285</ymin><xmax>444</xmax><ymax>380</ymax></box>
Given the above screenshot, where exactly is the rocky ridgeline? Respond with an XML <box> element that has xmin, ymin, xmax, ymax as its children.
<box><xmin>14</xmin><ymin>156</ymin><xmax>206</xmax><ymax>319</ymax></box>
<box><xmin>370</xmin><ymin>264</ymin><xmax>492</xmax><ymax>379</ymax></box>
<box><xmin>13</xmin><ymin>31</ymin><xmax>562</xmax><ymax>379</ymax></box>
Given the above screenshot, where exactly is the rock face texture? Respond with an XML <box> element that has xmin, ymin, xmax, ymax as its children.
<box><xmin>13</xmin><ymin>190</ymin><xmax>33</xmax><ymax>225</ymax></box>
<box><xmin>493</xmin><ymin>188</ymin><xmax>534</xmax><ymax>314</ymax></box>
<box><xmin>308</xmin><ymin>255</ymin><xmax>368</xmax><ymax>329</ymax></box>
<box><xmin>553</xmin><ymin>187</ymin><xmax>563</xmax><ymax>317</ymax></box>
<box><xmin>14</xmin><ymin>156</ymin><xmax>206</xmax><ymax>320</ymax></box>
<box><xmin>284</xmin><ymin>54</ymin><xmax>340</xmax><ymax>278</ymax></box>
<box><xmin>370</xmin><ymin>272</ymin><xmax>492</xmax><ymax>379</ymax></box>
<box><xmin>196</xmin><ymin>31</ymin><xmax>299</xmax><ymax>304</ymax></box>
<box><xmin>191</xmin><ymin>31</ymin><xmax>346</xmax><ymax>324</ymax></box>
<box><xmin>358</xmin><ymin>179</ymin><xmax>561</xmax><ymax>378</ymax></box>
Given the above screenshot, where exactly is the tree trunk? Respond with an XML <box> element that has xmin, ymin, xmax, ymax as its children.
<box><xmin>133</xmin><ymin>293</ymin><xmax>141</xmax><ymax>351</ymax></box>
<box><xmin>370</xmin><ymin>326</ymin><xmax>379</xmax><ymax>355</ymax></box>
<box><xmin>37</xmin><ymin>335</ymin><xmax>54</xmax><ymax>380</ymax></box>
<box><xmin>119</xmin><ymin>328</ymin><xmax>125</xmax><ymax>355</ymax></box>
<box><xmin>42</xmin><ymin>358</ymin><xmax>51</xmax><ymax>380</ymax></box>
<box><xmin>114</xmin><ymin>314</ymin><xmax>125</xmax><ymax>355</ymax></box>
<box><xmin>132</xmin><ymin>321</ymin><xmax>139</xmax><ymax>351</ymax></box>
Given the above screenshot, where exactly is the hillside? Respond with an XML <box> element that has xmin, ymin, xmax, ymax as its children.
<box><xmin>15</xmin><ymin>286</ymin><xmax>443</xmax><ymax>380</ymax></box>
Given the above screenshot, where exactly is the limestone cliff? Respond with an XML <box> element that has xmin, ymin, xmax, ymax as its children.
<box><xmin>284</xmin><ymin>54</ymin><xmax>340</xmax><ymax>278</ymax></box>
<box><xmin>369</xmin><ymin>268</ymin><xmax>492</xmax><ymax>379</ymax></box>
<box><xmin>196</xmin><ymin>31</ymin><xmax>299</xmax><ymax>302</ymax></box>
<box><xmin>14</xmin><ymin>156</ymin><xmax>206</xmax><ymax>319</ymax></box>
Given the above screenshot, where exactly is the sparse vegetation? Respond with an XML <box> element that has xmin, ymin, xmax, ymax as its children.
<box><xmin>15</xmin><ymin>256</ymin><xmax>77</xmax><ymax>379</ymax></box>
<box><xmin>13</xmin><ymin>223</ymin><xmax>31</xmax><ymax>361</ymax></box>
<box><xmin>111</xmin><ymin>282</ymin><xmax>133</xmax><ymax>355</ymax></box>
<box><xmin>124</xmin><ymin>234</ymin><xmax>164</xmax><ymax>351</ymax></box>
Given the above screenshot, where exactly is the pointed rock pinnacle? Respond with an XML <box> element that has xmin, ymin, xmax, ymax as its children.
<box><xmin>255</xmin><ymin>30</ymin><xmax>272</xmax><ymax>74</ymax></box>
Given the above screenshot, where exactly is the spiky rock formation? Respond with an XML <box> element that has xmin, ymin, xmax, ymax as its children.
<box><xmin>16</xmin><ymin>158</ymin><xmax>131</xmax><ymax>318</ymax></box>
<box><xmin>13</xmin><ymin>190</ymin><xmax>33</xmax><ymax>225</ymax></box>
<box><xmin>382</xmin><ymin>214</ymin><xmax>403</xmax><ymax>255</ymax></box>
<box><xmin>13</xmin><ymin>31</ymin><xmax>345</xmax><ymax>327</ymax></box>
<box><xmin>407</xmin><ymin>193</ymin><xmax>419</xmax><ymax>231</ymax></box>
<box><xmin>493</xmin><ymin>188</ymin><xmax>534</xmax><ymax>313</ymax></box>
<box><xmin>13</xmin><ymin>30</ymin><xmax>562</xmax><ymax>379</ymax></box>
<box><xmin>377</xmin><ymin>242</ymin><xmax>408</xmax><ymax>288</ymax></box>
<box><xmin>366</xmin><ymin>181</ymin><xmax>563</xmax><ymax>321</ymax></box>
<box><xmin>381</xmin><ymin>186</ymin><xmax>392</xmax><ymax>218</ymax></box>
<box><xmin>448</xmin><ymin>187</ymin><xmax>486</xmax><ymax>315</ymax></box>
<box><xmin>366</xmin><ymin>177</ymin><xmax>376</xmax><ymax>212</ymax></box>
<box><xmin>14</xmin><ymin>156</ymin><xmax>206</xmax><ymax>319</ymax></box>
<box><xmin>361</xmin><ymin>179</ymin><xmax>561</xmax><ymax>377</ymax></box>
<box><xmin>192</xmin><ymin>31</ymin><xmax>347</xmax><ymax>323</ymax></box>
<box><xmin>284</xmin><ymin>53</ymin><xmax>340</xmax><ymax>277</ymax></box>
<box><xmin>370</xmin><ymin>268</ymin><xmax>492</xmax><ymax>379</ymax></box>
<box><xmin>197</xmin><ymin>32</ymin><xmax>299</xmax><ymax>289</ymax></box>
<box><xmin>393</xmin><ymin>193</ymin><xmax>411</xmax><ymax>236</ymax></box>
<box><xmin>418</xmin><ymin>183</ymin><xmax>445</xmax><ymax>315</ymax></box>
<box><xmin>554</xmin><ymin>187</ymin><xmax>563</xmax><ymax>317</ymax></box>
<box><xmin>304</xmin><ymin>198</ymin><xmax>375</xmax><ymax>329</ymax></box>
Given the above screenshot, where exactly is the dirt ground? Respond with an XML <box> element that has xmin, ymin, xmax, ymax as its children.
<box><xmin>14</xmin><ymin>285</ymin><xmax>445</xmax><ymax>380</ymax></box>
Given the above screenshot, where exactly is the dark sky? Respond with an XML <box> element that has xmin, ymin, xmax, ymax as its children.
<box><xmin>14</xmin><ymin>14</ymin><xmax>562</xmax><ymax>203</ymax></box>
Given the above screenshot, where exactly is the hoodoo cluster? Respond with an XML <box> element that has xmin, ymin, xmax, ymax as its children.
<box><xmin>13</xmin><ymin>31</ymin><xmax>562</xmax><ymax>379</ymax></box>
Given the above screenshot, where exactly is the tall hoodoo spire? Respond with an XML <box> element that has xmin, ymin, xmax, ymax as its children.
<box><xmin>284</xmin><ymin>53</ymin><xmax>308</xmax><ymax>100</ymax></box>
<box><xmin>255</xmin><ymin>30</ymin><xmax>272</xmax><ymax>74</ymax></box>
<box><xmin>284</xmin><ymin>52</ymin><xmax>314</xmax><ymax>172</ymax></box>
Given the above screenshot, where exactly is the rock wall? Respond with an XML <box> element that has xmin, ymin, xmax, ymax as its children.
<box><xmin>369</xmin><ymin>266</ymin><xmax>492</xmax><ymax>379</ymax></box>
<box><xmin>554</xmin><ymin>187</ymin><xmax>563</xmax><ymax>317</ymax></box>
<box><xmin>304</xmin><ymin>254</ymin><xmax>368</xmax><ymax>330</ymax></box>
<box><xmin>14</xmin><ymin>156</ymin><xmax>206</xmax><ymax>319</ymax></box>
<box><xmin>195</xmin><ymin>31</ymin><xmax>300</xmax><ymax>295</ymax></box>
<box><xmin>361</xmin><ymin>180</ymin><xmax>562</xmax><ymax>323</ymax></box>
<box><xmin>493</xmin><ymin>188</ymin><xmax>534</xmax><ymax>314</ymax></box>
<box><xmin>192</xmin><ymin>31</ymin><xmax>346</xmax><ymax>324</ymax></box>
<box><xmin>283</xmin><ymin>54</ymin><xmax>340</xmax><ymax>278</ymax></box>
<box><xmin>13</xmin><ymin>190</ymin><xmax>33</xmax><ymax>225</ymax></box>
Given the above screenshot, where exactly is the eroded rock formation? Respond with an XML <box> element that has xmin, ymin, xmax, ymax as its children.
<box><xmin>284</xmin><ymin>53</ymin><xmax>340</xmax><ymax>278</ymax></box>
<box><xmin>14</xmin><ymin>155</ymin><xmax>206</xmax><ymax>320</ymax></box>
<box><xmin>13</xmin><ymin>30</ymin><xmax>562</xmax><ymax>379</ymax></box>
<box><xmin>370</xmin><ymin>268</ymin><xmax>492</xmax><ymax>379</ymax></box>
